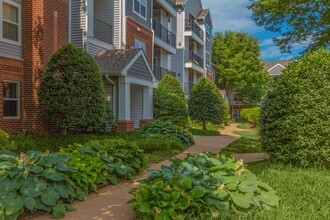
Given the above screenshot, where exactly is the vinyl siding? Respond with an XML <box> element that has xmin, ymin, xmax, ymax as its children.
<box><xmin>70</xmin><ymin>0</ymin><xmax>86</xmax><ymax>48</ymax></box>
<box><xmin>113</xmin><ymin>0</ymin><xmax>124</xmax><ymax>48</ymax></box>
<box><xmin>127</xmin><ymin>56</ymin><xmax>152</xmax><ymax>80</ymax></box>
<box><xmin>0</xmin><ymin>42</ymin><xmax>21</xmax><ymax>60</ymax></box>
<box><xmin>88</xmin><ymin>41</ymin><xmax>108</xmax><ymax>56</ymax></box>
<box><xmin>126</xmin><ymin>0</ymin><xmax>152</xmax><ymax>30</ymax></box>
<box><xmin>130</xmin><ymin>84</ymin><xmax>143</xmax><ymax>128</ymax></box>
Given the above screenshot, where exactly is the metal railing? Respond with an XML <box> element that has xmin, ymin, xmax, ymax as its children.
<box><xmin>185</xmin><ymin>18</ymin><xmax>204</xmax><ymax>40</ymax></box>
<box><xmin>93</xmin><ymin>17</ymin><xmax>113</xmax><ymax>44</ymax></box>
<box><xmin>184</xmin><ymin>83</ymin><xmax>195</xmax><ymax>95</ymax></box>
<box><xmin>154</xmin><ymin>65</ymin><xmax>176</xmax><ymax>81</ymax></box>
<box><xmin>153</xmin><ymin>19</ymin><xmax>176</xmax><ymax>48</ymax></box>
<box><xmin>185</xmin><ymin>51</ymin><xmax>204</xmax><ymax>67</ymax></box>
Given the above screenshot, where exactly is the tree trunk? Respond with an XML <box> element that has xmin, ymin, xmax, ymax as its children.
<box><xmin>203</xmin><ymin>121</ymin><xmax>207</xmax><ymax>130</ymax></box>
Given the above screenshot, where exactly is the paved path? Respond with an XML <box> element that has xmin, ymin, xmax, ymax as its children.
<box><xmin>34</xmin><ymin>124</ymin><xmax>268</xmax><ymax>220</ymax></box>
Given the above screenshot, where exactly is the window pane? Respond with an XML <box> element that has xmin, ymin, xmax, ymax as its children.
<box><xmin>3</xmin><ymin>21</ymin><xmax>18</xmax><ymax>41</ymax></box>
<box><xmin>141</xmin><ymin>5</ymin><xmax>146</xmax><ymax>18</ymax></box>
<box><xmin>3</xmin><ymin>100</ymin><xmax>18</xmax><ymax>117</ymax></box>
<box><xmin>3</xmin><ymin>3</ymin><xmax>18</xmax><ymax>23</ymax></box>
<box><xmin>134</xmin><ymin>0</ymin><xmax>140</xmax><ymax>13</ymax></box>
<box><xmin>3</xmin><ymin>82</ymin><xmax>18</xmax><ymax>99</ymax></box>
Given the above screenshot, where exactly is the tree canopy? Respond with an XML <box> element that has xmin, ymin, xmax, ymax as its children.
<box><xmin>248</xmin><ymin>0</ymin><xmax>330</xmax><ymax>53</ymax></box>
<box><xmin>212</xmin><ymin>31</ymin><xmax>271</xmax><ymax>106</ymax></box>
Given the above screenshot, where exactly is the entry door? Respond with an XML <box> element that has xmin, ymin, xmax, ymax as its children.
<box><xmin>130</xmin><ymin>84</ymin><xmax>144</xmax><ymax>129</ymax></box>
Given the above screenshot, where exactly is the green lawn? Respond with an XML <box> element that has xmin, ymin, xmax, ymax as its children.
<box><xmin>189</xmin><ymin>121</ymin><xmax>220</xmax><ymax>136</ymax></box>
<box><xmin>221</xmin><ymin>130</ymin><xmax>263</xmax><ymax>154</ymax></box>
<box><xmin>244</xmin><ymin>162</ymin><xmax>330</xmax><ymax>220</ymax></box>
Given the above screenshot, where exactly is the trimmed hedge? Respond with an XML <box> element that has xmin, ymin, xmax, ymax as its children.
<box><xmin>240</xmin><ymin>107</ymin><xmax>261</xmax><ymax>127</ymax></box>
<box><xmin>260</xmin><ymin>49</ymin><xmax>330</xmax><ymax>167</ymax></box>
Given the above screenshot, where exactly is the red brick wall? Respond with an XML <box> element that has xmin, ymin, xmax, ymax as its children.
<box><xmin>126</xmin><ymin>17</ymin><xmax>153</xmax><ymax>64</ymax></box>
<box><xmin>0</xmin><ymin>0</ymin><xmax>68</xmax><ymax>134</ymax></box>
<box><xmin>116</xmin><ymin>120</ymin><xmax>135</xmax><ymax>132</ymax></box>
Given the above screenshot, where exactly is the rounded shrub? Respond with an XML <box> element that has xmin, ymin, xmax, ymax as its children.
<box><xmin>38</xmin><ymin>43</ymin><xmax>108</xmax><ymax>134</ymax></box>
<box><xmin>240</xmin><ymin>107</ymin><xmax>261</xmax><ymax>127</ymax></box>
<box><xmin>260</xmin><ymin>49</ymin><xmax>330</xmax><ymax>167</ymax></box>
<box><xmin>153</xmin><ymin>74</ymin><xmax>188</xmax><ymax>126</ymax></box>
<box><xmin>188</xmin><ymin>78</ymin><xmax>227</xmax><ymax>130</ymax></box>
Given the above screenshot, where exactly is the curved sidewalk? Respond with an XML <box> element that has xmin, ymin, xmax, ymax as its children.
<box><xmin>34</xmin><ymin>124</ymin><xmax>267</xmax><ymax>220</ymax></box>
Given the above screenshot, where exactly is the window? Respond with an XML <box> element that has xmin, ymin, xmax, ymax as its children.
<box><xmin>232</xmin><ymin>109</ymin><xmax>240</xmax><ymax>118</ymax></box>
<box><xmin>206</xmin><ymin>52</ymin><xmax>210</xmax><ymax>67</ymax></box>
<box><xmin>3</xmin><ymin>81</ymin><xmax>19</xmax><ymax>118</ymax></box>
<box><xmin>1</xmin><ymin>1</ymin><xmax>20</xmax><ymax>44</ymax></box>
<box><xmin>234</xmin><ymin>93</ymin><xmax>244</xmax><ymax>102</ymax></box>
<box><xmin>133</xmin><ymin>0</ymin><xmax>147</xmax><ymax>19</ymax></box>
<box><xmin>134</xmin><ymin>38</ymin><xmax>146</xmax><ymax>54</ymax></box>
<box><xmin>206</xmin><ymin>24</ymin><xmax>211</xmax><ymax>40</ymax></box>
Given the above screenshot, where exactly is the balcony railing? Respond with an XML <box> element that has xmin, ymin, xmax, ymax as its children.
<box><xmin>185</xmin><ymin>51</ymin><xmax>204</xmax><ymax>67</ymax></box>
<box><xmin>154</xmin><ymin>65</ymin><xmax>176</xmax><ymax>81</ymax></box>
<box><xmin>153</xmin><ymin>19</ymin><xmax>176</xmax><ymax>48</ymax></box>
<box><xmin>185</xmin><ymin>19</ymin><xmax>203</xmax><ymax>40</ymax></box>
<box><xmin>93</xmin><ymin>17</ymin><xmax>113</xmax><ymax>45</ymax></box>
<box><xmin>184</xmin><ymin>83</ymin><xmax>194</xmax><ymax>95</ymax></box>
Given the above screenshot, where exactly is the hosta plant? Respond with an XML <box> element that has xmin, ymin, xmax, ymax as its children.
<box><xmin>129</xmin><ymin>153</ymin><xmax>279</xmax><ymax>219</ymax></box>
<box><xmin>0</xmin><ymin>150</ymin><xmax>77</xmax><ymax>220</ymax></box>
<box><xmin>60</xmin><ymin>139</ymin><xmax>147</xmax><ymax>200</ymax></box>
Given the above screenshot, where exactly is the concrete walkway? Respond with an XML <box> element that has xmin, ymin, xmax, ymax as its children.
<box><xmin>34</xmin><ymin>124</ymin><xmax>268</xmax><ymax>220</ymax></box>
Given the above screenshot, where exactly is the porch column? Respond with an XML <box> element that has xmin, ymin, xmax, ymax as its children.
<box><xmin>143</xmin><ymin>86</ymin><xmax>153</xmax><ymax>119</ymax></box>
<box><xmin>118</xmin><ymin>77</ymin><xmax>130</xmax><ymax>120</ymax></box>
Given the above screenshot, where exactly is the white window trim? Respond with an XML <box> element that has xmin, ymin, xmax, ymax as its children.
<box><xmin>133</xmin><ymin>0</ymin><xmax>147</xmax><ymax>20</ymax></box>
<box><xmin>3</xmin><ymin>80</ymin><xmax>20</xmax><ymax>119</ymax></box>
<box><xmin>0</xmin><ymin>0</ymin><xmax>21</xmax><ymax>46</ymax></box>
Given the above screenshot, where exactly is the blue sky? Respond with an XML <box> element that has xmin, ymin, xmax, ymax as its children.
<box><xmin>203</xmin><ymin>0</ymin><xmax>306</xmax><ymax>61</ymax></box>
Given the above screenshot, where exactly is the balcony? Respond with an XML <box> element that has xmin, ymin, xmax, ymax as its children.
<box><xmin>154</xmin><ymin>65</ymin><xmax>176</xmax><ymax>81</ymax></box>
<box><xmin>93</xmin><ymin>17</ymin><xmax>113</xmax><ymax>45</ymax></box>
<box><xmin>154</xmin><ymin>0</ymin><xmax>176</xmax><ymax>17</ymax></box>
<box><xmin>185</xmin><ymin>19</ymin><xmax>204</xmax><ymax>45</ymax></box>
<box><xmin>185</xmin><ymin>51</ymin><xmax>204</xmax><ymax>73</ymax></box>
<box><xmin>153</xmin><ymin>19</ymin><xmax>176</xmax><ymax>54</ymax></box>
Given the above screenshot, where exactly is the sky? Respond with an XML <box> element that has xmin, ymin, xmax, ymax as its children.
<box><xmin>203</xmin><ymin>0</ymin><xmax>305</xmax><ymax>61</ymax></box>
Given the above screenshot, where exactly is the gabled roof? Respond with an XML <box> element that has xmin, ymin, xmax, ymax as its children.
<box><xmin>263</xmin><ymin>60</ymin><xmax>290</xmax><ymax>72</ymax></box>
<box><xmin>95</xmin><ymin>49</ymin><xmax>140</xmax><ymax>73</ymax></box>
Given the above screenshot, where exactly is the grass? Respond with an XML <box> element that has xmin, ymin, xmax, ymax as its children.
<box><xmin>221</xmin><ymin>130</ymin><xmax>263</xmax><ymax>154</ymax></box>
<box><xmin>236</xmin><ymin>122</ymin><xmax>252</xmax><ymax>129</ymax></box>
<box><xmin>243</xmin><ymin>162</ymin><xmax>330</xmax><ymax>220</ymax></box>
<box><xmin>189</xmin><ymin>121</ymin><xmax>220</xmax><ymax>136</ymax></box>
<box><xmin>9</xmin><ymin>131</ymin><xmax>185</xmax><ymax>164</ymax></box>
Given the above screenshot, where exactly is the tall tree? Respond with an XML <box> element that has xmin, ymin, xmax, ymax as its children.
<box><xmin>248</xmin><ymin>0</ymin><xmax>330</xmax><ymax>53</ymax></box>
<box><xmin>212</xmin><ymin>31</ymin><xmax>270</xmax><ymax>106</ymax></box>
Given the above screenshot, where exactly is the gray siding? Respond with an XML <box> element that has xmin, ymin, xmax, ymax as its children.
<box><xmin>0</xmin><ymin>42</ymin><xmax>21</xmax><ymax>60</ymax></box>
<box><xmin>269</xmin><ymin>65</ymin><xmax>285</xmax><ymax>76</ymax></box>
<box><xmin>205</xmin><ymin>13</ymin><xmax>212</xmax><ymax>72</ymax></box>
<box><xmin>94</xmin><ymin>0</ymin><xmax>114</xmax><ymax>24</ymax></box>
<box><xmin>70</xmin><ymin>0</ymin><xmax>86</xmax><ymax>48</ymax></box>
<box><xmin>130</xmin><ymin>84</ymin><xmax>144</xmax><ymax>128</ymax></box>
<box><xmin>127</xmin><ymin>56</ymin><xmax>152</xmax><ymax>80</ymax></box>
<box><xmin>88</xmin><ymin>42</ymin><xmax>106</xmax><ymax>57</ymax></box>
<box><xmin>184</xmin><ymin>0</ymin><xmax>203</xmax><ymax>19</ymax></box>
<box><xmin>126</xmin><ymin>0</ymin><xmax>152</xmax><ymax>30</ymax></box>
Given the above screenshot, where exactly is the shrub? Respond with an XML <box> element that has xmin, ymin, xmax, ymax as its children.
<box><xmin>0</xmin><ymin>150</ymin><xmax>77</xmax><ymax>219</ymax></box>
<box><xmin>153</xmin><ymin>74</ymin><xmax>187</xmax><ymax>122</ymax></box>
<box><xmin>260</xmin><ymin>49</ymin><xmax>330</xmax><ymax>167</ymax></box>
<box><xmin>240</xmin><ymin>107</ymin><xmax>261</xmax><ymax>127</ymax></box>
<box><xmin>143</xmin><ymin>120</ymin><xmax>195</xmax><ymax>147</ymax></box>
<box><xmin>129</xmin><ymin>152</ymin><xmax>279</xmax><ymax>219</ymax></box>
<box><xmin>38</xmin><ymin>43</ymin><xmax>109</xmax><ymax>134</ymax></box>
<box><xmin>157</xmin><ymin>116</ymin><xmax>188</xmax><ymax>128</ymax></box>
<box><xmin>189</xmin><ymin>78</ymin><xmax>227</xmax><ymax>130</ymax></box>
<box><xmin>135</xmin><ymin>137</ymin><xmax>184</xmax><ymax>154</ymax></box>
<box><xmin>59</xmin><ymin>139</ymin><xmax>147</xmax><ymax>200</ymax></box>
<box><xmin>0</xmin><ymin>130</ymin><xmax>15</xmax><ymax>151</ymax></box>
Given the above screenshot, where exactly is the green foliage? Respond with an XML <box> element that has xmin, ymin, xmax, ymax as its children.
<box><xmin>0</xmin><ymin>150</ymin><xmax>77</xmax><ymax>219</ymax></box>
<box><xmin>212</xmin><ymin>31</ymin><xmax>271</xmax><ymax>105</ymax></box>
<box><xmin>222</xmin><ymin>130</ymin><xmax>263</xmax><ymax>154</ymax></box>
<box><xmin>129</xmin><ymin>153</ymin><xmax>279</xmax><ymax>219</ymax></box>
<box><xmin>188</xmin><ymin>78</ymin><xmax>226</xmax><ymax>130</ymax></box>
<box><xmin>240</xmin><ymin>107</ymin><xmax>261</xmax><ymax>127</ymax></box>
<box><xmin>143</xmin><ymin>120</ymin><xmax>195</xmax><ymax>147</ymax></box>
<box><xmin>135</xmin><ymin>137</ymin><xmax>183</xmax><ymax>154</ymax></box>
<box><xmin>38</xmin><ymin>43</ymin><xmax>109</xmax><ymax>132</ymax></box>
<box><xmin>59</xmin><ymin>139</ymin><xmax>147</xmax><ymax>200</ymax></box>
<box><xmin>260</xmin><ymin>49</ymin><xmax>330</xmax><ymax>167</ymax></box>
<box><xmin>189</xmin><ymin>120</ymin><xmax>220</xmax><ymax>136</ymax></box>
<box><xmin>157</xmin><ymin>116</ymin><xmax>189</xmax><ymax>129</ymax></box>
<box><xmin>248</xmin><ymin>0</ymin><xmax>330</xmax><ymax>53</ymax></box>
<box><xmin>153</xmin><ymin>74</ymin><xmax>188</xmax><ymax>122</ymax></box>
<box><xmin>0</xmin><ymin>130</ymin><xmax>15</xmax><ymax>151</ymax></box>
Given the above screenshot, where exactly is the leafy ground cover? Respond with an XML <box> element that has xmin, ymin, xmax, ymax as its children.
<box><xmin>244</xmin><ymin>162</ymin><xmax>330</xmax><ymax>220</ymax></box>
<box><xmin>221</xmin><ymin>130</ymin><xmax>263</xmax><ymax>154</ymax></box>
<box><xmin>189</xmin><ymin>121</ymin><xmax>220</xmax><ymax>136</ymax></box>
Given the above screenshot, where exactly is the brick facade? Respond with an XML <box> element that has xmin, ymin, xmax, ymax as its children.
<box><xmin>140</xmin><ymin>119</ymin><xmax>152</xmax><ymax>129</ymax></box>
<box><xmin>126</xmin><ymin>17</ymin><xmax>153</xmax><ymax>65</ymax></box>
<box><xmin>0</xmin><ymin>0</ymin><xmax>68</xmax><ymax>134</ymax></box>
<box><xmin>116</xmin><ymin>120</ymin><xmax>135</xmax><ymax>132</ymax></box>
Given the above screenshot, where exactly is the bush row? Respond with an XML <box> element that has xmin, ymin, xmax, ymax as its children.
<box><xmin>0</xmin><ymin>139</ymin><xmax>147</xmax><ymax>219</ymax></box>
